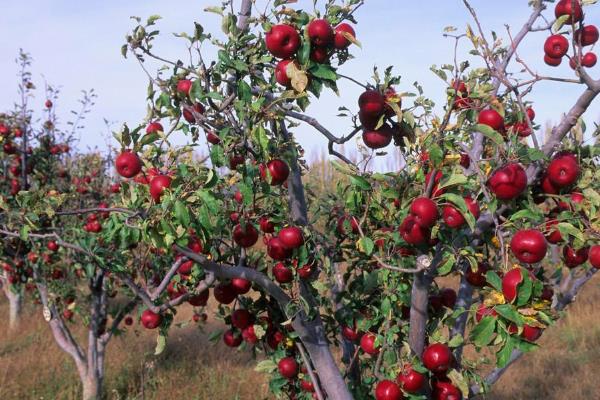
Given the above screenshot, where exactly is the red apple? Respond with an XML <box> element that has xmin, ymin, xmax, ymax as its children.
<box><xmin>544</xmin><ymin>54</ymin><xmax>563</xmax><ymax>66</ymax></box>
<box><xmin>544</xmin><ymin>219</ymin><xmax>563</xmax><ymax>244</ymax></box>
<box><xmin>522</xmin><ymin>324</ymin><xmax>543</xmax><ymax>342</ymax></box>
<box><xmin>510</xmin><ymin>229</ymin><xmax>547</xmax><ymax>264</ymax></box>
<box><xmin>502</xmin><ymin>268</ymin><xmax>523</xmax><ymax>303</ymax></box>
<box><xmin>576</xmin><ymin>25</ymin><xmax>599</xmax><ymax>46</ymax></box>
<box><xmin>231</xmin><ymin>309</ymin><xmax>252</xmax><ymax>330</ymax></box>
<box><xmin>273</xmin><ymin>262</ymin><xmax>294</xmax><ymax>283</ymax></box>
<box><xmin>544</xmin><ymin>34</ymin><xmax>569</xmax><ymax>59</ymax></box>
<box><xmin>149</xmin><ymin>175</ymin><xmax>172</xmax><ymax>202</ymax></box>
<box><xmin>188</xmin><ymin>290</ymin><xmax>209</xmax><ymax>307</ymax></box>
<box><xmin>399</xmin><ymin>216</ymin><xmax>430</xmax><ymax>245</ymax></box>
<box><xmin>582</xmin><ymin>52</ymin><xmax>597</xmax><ymax>67</ymax></box>
<box><xmin>278</xmin><ymin>357</ymin><xmax>298</xmax><ymax>379</ymax></box>
<box><xmin>466</xmin><ymin>263</ymin><xmax>489</xmax><ymax>287</ymax></box>
<box><xmin>410</xmin><ymin>197</ymin><xmax>438</xmax><ymax>228</ymax></box>
<box><xmin>360</xmin><ymin>332</ymin><xmax>380</xmax><ymax>355</ymax></box>
<box><xmin>422</xmin><ymin>343</ymin><xmax>452</xmax><ymax>373</ymax></box>
<box><xmin>486</xmin><ymin>163</ymin><xmax>527</xmax><ymax>200</ymax></box>
<box><xmin>176</xmin><ymin>79</ymin><xmax>192</xmax><ymax>95</ymax></box>
<box><xmin>337</xmin><ymin>215</ymin><xmax>360</xmax><ymax>235</ymax></box>
<box><xmin>310</xmin><ymin>46</ymin><xmax>329</xmax><ymax>63</ymax></box>
<box><xmin>213</xmin><ymin>283</ymin><xmax>237</xmax><ymax>304</ymax></box>
<box><xmin>275</xmin><ymin>59</ymin><xmax>295</xmax><ymax>87</ymax></box>
<box><xmin>341</xmin><ymin>325</ymin><xmax>361</xmax><ymax>342</ymax></box>
<box><xmin>375</xmin><ymin>380</ymin><xmax>403</xmax><ymax>400</ymax></box>
<box><xmin>182</xmin><ymin>103</ymin><xmax>205</xmax><ymax>123</ymax></box>
<box><xmin>475</xmin><ymin>304</ymin><xmax>498</xmax><ymax>323</ymax></box>
<box><xmin>115</xmin><ymin>150</ymin><xmax>142</xmax><ymax>178</ymax></box>
<box><xmin>231</xmin><ymin>278</ymin><xmax>252</xmax><ymax>295</ymax></box>
<box><xmin>363</xmin><ymin>125</ymin><xmax>393</xmax><ymax>149</ymax></box>
<box><xmin>141</xmin><ymin>310</ymin><xmax>162</xmax><ymax>329</ymax></box>
<box><xmin>267</xmin><ymin>237</ymin><xmax>293</xmax><ymax>260</ymax></box>
<box><xmin>278</xmin><ymin>226</ymin><xmax>304</xmax><ymax>249</ymax></box>
<box><xmin>547</xmin><ymin>153</ymin><xmax>579</xmax><ymax>188</ymax></box>
<box><xmin>333</xmin><ymin>23</ymin><xmax>356</xmax><ymax>49</ymax></box>
<box><xmin>265</xmin><ymin>24</ymin><xmax>300</xmax><ymax>59</ymax></box>
<box><xmin>478</xmin><ymin>109</ymin><xmax>504</xmax><ymax>132</ymax></box>
<box><xmin>260</xmin><ymin>159</ymin><xmax>290</xmax><ymax>185</ymax></box>
<box><xmin>589</xmin><ymin>246</ymin><xmax>600</xmax><ymax>269</ymax></box>
<box><xmin>563</xmin><ymin>246</ymin><xmax>589</xmax><ymax>268</ymax></box>
<box><xmin>358</xmin><ymin>90</ymin><xmax>386</xmax><ymax>118</ymax></box>
<box><xmin>397</xmin><ymin>364</ymin><xmax>425</xmax><ymax>394</ymax></box>
<box><xmin>555</xmin><ymin>0</ymin><xmax>583</xmax><ymax>24</ymax></box>
<box><xmin>432</xmin><ymin>380</ymin><xmax>461</xmax><ymax>400</ymax></box>
<box><xmin>47</xmin><ymin>241</ymin><xmax>59</xmax><ymax>252</ymax></box>
<box><xmin>146</xmin><ymin>121</ymin><xmax>163</xmax><ymax>135</ymax></box>
<box><xmin>233</xmin><ymin>223</ymin><xmax>259</xmax><ymax>248</ymax></box>
<box><xmin>442</xmin><ymin>196</ymin><xmax>479</xmax><ymax>228</ymax></box>
<box><xmin>307</xmin><ymin>19</ymin><xmax>334</xmax><ymax>47</ymax></box>
<box><xmin>223</xmin><ymin>329</ymin><xmax>243</xmax><ymax>347</ymax></box>
<box><xmin>206</xmin><ymin>131</ymin><xmax>220</xmax><ymax>144</ymax></box>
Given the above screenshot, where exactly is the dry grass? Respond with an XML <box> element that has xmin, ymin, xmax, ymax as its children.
<box><xmin>1</xmin><ymin>277</ymin><xmax>600</xmax><ymax>400</ymax></box>
<box><xmin>0</xmin><ymin>299</ymin><xmax>269</xmax><ymax>400</ymax></box>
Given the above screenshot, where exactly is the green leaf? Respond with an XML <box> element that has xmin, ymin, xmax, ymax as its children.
<box><xmin>470</xmin><ymin>316</ymin><xmax>496</xmax><ymax>347</ymax></box>
<box><xmin>349</xmin><ymin>175</ymin><xmax>371</xmax><ymax>190</ymax></box>
<box><xmin>516</xmin><ymin>272</ymin><xmax>533</xmax><ymax>307</ymax></box>
<box><xmin>496</xmin><ymin>337</ymin><xmax>516</xmax><ymax>368</ymax></box>
<box><xmin>309</xmin><ymin>64</ymin><xmax>338</xmax><ymax>81</ymax></box>
<box><xmin>485</xmin><ymin>271</ymin><xmax>502</xmax><ymax>292</ymax></box>
<box><xmin>495</xmin><ymin>304</ymin><xmax>523</xmax><ymax>326</ymax></box>
<box><xmin>174</xmin><ymin>201</ymin><xmax>191</xmax><ymax>227</ymax></box>
<box><xmin>254</xmin><ymin>359</ymin><xmax>278</xmax><ymax>373</ymax></box>
<box><xmin>437</xmin><ymin>253</ymin><xmax>455</xmax><ymax>276</ymax></box>
<box><xmin>476</xmin><ymin>123</ymin><xmax>504</xmax><ymax>146</ymax></box>
<box><xmin>438</xmin><ymin>174</ymin><xmax>468</xmax><ymax>190</ymax></box>
<box><xmin>357</xmin><ymin>237</ymin><xmax>375</xmax><ymax>256</ymax></box>
<box><xmin>557</xmin><ymin>222</ymin><xmax>585</xmax><ymax>243</ymax></box>
<box><xmin>155</xmin><ymin>333</ymin><xmax>167</xmax><ymax>355</ymax></box>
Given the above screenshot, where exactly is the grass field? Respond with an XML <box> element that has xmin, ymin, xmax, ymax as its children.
<box><xmin>1</xmin><ymin>275</ymin><xmax>599</xmax><ymax>399</ymax></box>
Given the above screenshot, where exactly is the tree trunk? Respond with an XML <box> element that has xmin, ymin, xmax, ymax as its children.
<box><xmin>81</xmin><ymin>369</ymin><xmax>102</xmax><ymax>400</ymax></box>
<box><xmin>6</xmin><ymin>287</ymin><xmax>23</xmax><ymax>330</ymax></box>
<box><xmin>409</xmin><ymin>265</ymin><xmax>433</xmax><ymax>357</ymax></box>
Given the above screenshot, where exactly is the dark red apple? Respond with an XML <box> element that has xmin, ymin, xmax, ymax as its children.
<box><xmin>545</xmin><ymin>54</ymin><xmax>563</xmax><ymax>66</ymax></box>
<box><xmin>146</xmin><ymin>121</ymin><xmax>163</xmax><ymax>135</ymax></box>
<box><xmin>275</xmin><ymin>59</ymin><xmax>295</xmax><ymax>87</ymax></box>
<box><xmin>273</xmin><ymin>262</ymin><xmax>293</xmax><ymax>283</ymax></box>
<box><xmin>260</xmin><ymin>159</ymin><xmax>289</xmax><ymax>185</ymax></box>
<box><xmin>231</xmin><ymin>309</ymin><xmax>252</xmax><ymax>329</ymax></box>
<box><xmin>555</xmin><ymin>0</ymin><xmax>583</xmax><ymax>24</ymax></box>
<box><xmin>47</xmin><ymin>241</ymin><xmax>59</xmax><ymax>252</ymax></box>
<box><xmin>176</xmin><ymin>79</ymin><xmax>192</xmax><ymax>96</ymax></box>
<box><xmin>223</xmin><ymin>329</ymin><xmax>243</xmax><ymax>347</ymax></box>
<box><xmin>231</xmin><ymin>278</ymin><xmax>252</xmax><ymax>295</ymax></box>
<box><xmin>442</xmin><ymin>196</ymin><xmax>480</xmax><ymax>228</ymax></box>
<box><xmin>337</xmin><ymin>215</ymin><xmax>360</xmax><ymax>235</ymax></box>
<box><xmin>310</xmin><ymin>46</ymin><xmax>329</xmax><ymax>63</ymax></box>
<box><xmin>188</xmin><ymin>290</ymin><xmax>209</xmax><ymax>306</ymax></box>
<box><xmin>396</xmin><ymin>364</ymin><xmax>425</xmax><ymax>394</ymax></box>
<box><xmin>563</xmin><ymin>246</ymin><xmax>589</xmax><ymax>268</ymax></box>
<box><xmin>475</xmin><ymin>304</ymin><xmax>498</xmax><ymax>323</ymax></box>
<box><xmin>267</xmin><ymin>237</ymin><xmax>293</xmax><ymax>260</ymax></box>
<box><xmin>278</xmin><ymin>226</ymin><xmax>304</xmax><ymax>249</ymax></box>
<box><xmin>233</xmin><ymin>223</ymin><xmax>259</xmax><ymax>248</ymax></box>
<box><xmin>399</xmin><ymin>216</ymin><xmax>430</xmax><ymax>246</ymax></box>
<box><xmin>478</xmin><ymin>109</ymin><xmax>504</xmax><ymax>132</ymax></box>
<box><xmin>582</xmin><ymin>52</ymin><xmax>597</xmax><ymax>67</ymax></box>
<box><xmin>183</xmin><ymin>103</ymin><xmax>205</xmax><ymax>123</ymax></box>
<box><xmin>432</xmin><ymin>380</ymin><xmax>461</xmax><ymax>400</ymax></box>
<box><xmin>589</xmin><ymin>245</ymin><xmax>600</xmax><ymax>269</ymax></box>
<box><xmin>360</xmin><ymin>332</ymin><xmax>380</xmax><ymax>355</ymax></box>
<box><xmin>544</xmin><ymin>34</ymin><xmax>569</xmax><ymax>58</ymax></box>
<box><xmin>213</xmin><ymin>283</ymin><xmax>237</xmax><ymax>304</ymax></box>
<box><xmin>466</xmin><ymin>263</ymin><xmax>489</xmax><ymax>287</ymax></box>
<box><xmin>547</xmin><ymin>153</ymin><xmax>579</xmax><ymax>188</ymax></box>
<box><xmin>576</xmin><ymin>25</ymin><xmax>599</xmax><ymax>46</ymax></box>
<box><xmin>278</xmin><ymin>357</ymin><xmax>298</xmax><ymax>379</ymax></box>
<box><xmin>149</xmin><ymin>175</ymin><xmax>172</xmax><ymax>202</ymax></box>
<box><xmin>410</xmin><ymin>197</ymin><xmax>438</xmax><ymax>228</ymax></box>
<box><xmin>362</xmin><ymin>125</ymin><xmax>393</xmax><ymax>149</ymax></box>
<box><xmin>521</xmin><ymin>324</ymin><xmax>543</xmax><ymax>342</ymax></box>
<box><xmin>358</xmin><ymin>90</ymin><xmax>386</xmax><ymax>119</ymax></box>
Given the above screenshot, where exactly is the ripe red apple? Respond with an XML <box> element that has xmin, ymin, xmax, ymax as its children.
<box><xmin>260</xmin><ymin>159</ymin><xmax>290</xmax><ymax>185</ymax></box>
<box><xmin>589</xmin><ymin>246</ymin><xmax>600</xmax><ymax>269</ymax></box>
<box><xmin>231</xmin><ymin>309</ymin><xmax>253</xmax><ymax>329</ymax></box>
<box><xmin>300</xmin><ymin>379</ymin><xmax>315</xmax><ymax>393</ymax></box>
<box><xmin>563</xmin><ymin>246</ymin><xmax>589</xmax><ymax>268</ymax></box>
<box><xmin>231</xmin><ymin>278</ymin><xmax>252</xmax><ymax>295</ymax></box>
<box><xmin>547</xmin><ymin>153</ymin><xmax>579</xmax><ymax>188</ymax></box>
<box><xmin>267</xmin><ymin>237</ymin><xmax>293</xmax><ymax>260</ymax></box>
<box><xmin>478</xmin><ymin>109</ymin><xmax>504</xmax><ymax>132</ymax></box>
<box><xmin>544</xmin><ymin>219</ymin><xmax>563</xmax><ymax>244</ymax></box>
<box><xmin>341</xmin><ymin>325</ymin><xmax>361</xmax><ymax>342</ymax></box>
<box><xmin>521</xmin><ymin>324</ymin><xmax>543</xmax><ymax>342</ymax></box>
<box><xmin>425</xmin><ymin>170</ymin><xmax>446</xmax><ymax>197</ymax></box>
<box><xmin>47</xmin><ymin>241</ymin><xmax>59</xmax><ymax>252</ymax></box>
<box><xmin>259</xmin><ymin>217</ymin><xmax>275</xmax><ymax>233</ymax></box>
<box><xmin>502</xmin><ymin>268</ymin><xmax>523</xmax><ymax>303</ymax></box>
<box><xmin>397</xmin><ymin>364</ymin><xmax>425</xmax><ymax>394</ymax></box>
<box><xmin>242</xmin><ymin>325</ymin><xmax>258</xmax><ymax>344</ymax></box>
<box><xmin>233</xmin><ymin>223</ymin><xmax>259</xmax><ymax>248</ymax></box>
<box><xmin>278</xmin><ymin>226</ymin><xmax>304</xmax><ymax>249</ymax></box>
<box><xmin>229</xmin><ymin>154</ymin><xmax>245</xmax><ymax>170</ymax></box>
<box><xmin>544</xmin><ymin>54</ymin><xmax>563</xmax><ymax>66</ymax></box>
<box><xmin>176</xmin><ymin>79</ymin><xmax>192</xmax><ymax>96</ymax></box>
<box><xmin>410</xmin><ymin>197</ymin><xmax>438</xmax><ymax>228</ymax></box>
<box><xmin>432</xmin><ymin>380</ymin><xmax>461</xmax><ymax>400</ymax></box>
<box><xmin>374</xmin><ymin>380</ymin><xmax>403</xmax><ymax>400</ymax></box>
<box><xmin>278</xmin><ymin>357</ymin><xmax>298</xmax><ymax>379</ymax></box>
<box><xmin>223</xmin><ymin>329</ymin><xmax>243</xmax><ymax>347</ymax></box>
<box><xmin>362</xmin><ymin>125</ymin><xmax>393</xmax><ymax>149</ymax></box>
<box><xmin>115</xmin><ymin>150</ymin><xmax>142</xmax><ymax>178</ymax></box>
<box><xmin>582</xmin><ymin>52</ymin><xmax>597</xmax><ymax>67</ymax></box>
<box><xmin>141</xmin><ymin>310</ymin><xmax>162</xmax><ymax>329</ymax></box>
<box><xmin>307</xmin><ymin>19</ymin><xmax>334</xmax><ymax>47</ymax></box>
<box><xmin>265</xmin><ymin>24</ymin><xmax>300</xmax><ymax>59</ymax></box>
<box><xmin>358</xmin><ymin>90</ymin><xmax>386</xmax><ymax>118</ymax></box>
<box><xmin>360</xmin><ymin>332</ymin><xmax>380</xmax><ymax>355</ymax></box>
<box><xmin>422</xmin><ymin>343</ymin><xmax>452</xmax><ymax>373</ymax></box>
<box><xmin>273</xmin><ymin>262</ymin><xmax>294</xmax><ymax>283</ymax></box>
<box><xmin>442</xmin><ymin>196</ymin><xmax>480</xmax><ymax>228</ymax></box>
<box><xmin>544</xmin><ymin>34</ymin><xmax>569</xmax><ymax>59</ymax></box>
<box><xmin>275</xmin><ymin>59</ymin><xmax>295</xmax><ymax>87</ymax></box>
<box><xmin>486</xmin><ymin>163</ymin><xmax>527</xmax><ymax>200</ymax></box>
<box><xmin>206</xmin><ymin>131</ymin><xmax>220</xmax><ymax>144</ymax></box>
<box><xmin>149</xmin><ymin>175</ymin><xmax>172</xmax><ymax>202</ymax></box>
<box><xmin>440</xmin><ymin>288</ymin><xmax>457</xmax><ymax>309</ymax></box>
<box><xmin>146</xmin><ymin>121</ymin><xmax>163</xmax><ymax>135</ymax></box>
<box><xmin>576</xmin><ymin>25</ymin><xmax>599</xmax><ymax>46</ymax></box>
<box><xmin>510</xmin><ymin>229</ymin><xmax>547</xmax><ymax>264</ymax></box>
<box><xmin>555</xmin><ymin>0</ymin><xmax>583</xmax><ymax>24</ymax></box>
<box><xmin>213</xmin><ymin>283</ymin><xmax>237</xmax><ymax>304</ymax></box>
<box><xmin>333</xmin><ymin>23</ymin><xmax>356</xmax><ymax>49</ymax></box>
<box><xmin>399</xmin><ymin>215</ymin><xmax>430</xmax><ymax>245</ymax></box>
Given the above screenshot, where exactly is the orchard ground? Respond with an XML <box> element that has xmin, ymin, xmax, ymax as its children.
<box><xmin>1</xmin><ymin>274</ymin><xmax>600</xmax><ymax>400</ymax></box>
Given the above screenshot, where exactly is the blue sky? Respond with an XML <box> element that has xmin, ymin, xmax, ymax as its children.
<box><xmin>0</xmin><ymin>1</ymin><xmax>598</xmax><ymax>166</ymax></box>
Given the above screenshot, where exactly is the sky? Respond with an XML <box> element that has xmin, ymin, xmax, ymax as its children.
<box><xmin>0</xmin><ymin>0</ymin><xmax>599</xmax><ymax>169</ymax></box>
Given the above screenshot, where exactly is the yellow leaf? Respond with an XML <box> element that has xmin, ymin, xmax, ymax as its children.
<box><xmin>287</xmin><ymin>62</ymin><xmax>308</xmax><ymax>93</ymax></box>
<box><xmin>484</xmin><ymin>291</ymin><xmax>506</xmax><ymax>306</ymax></box>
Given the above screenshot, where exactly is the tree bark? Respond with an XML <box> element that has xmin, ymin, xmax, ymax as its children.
<box><xmin>81</xmin><ymin>369</ymin><xmax>102</xmax><ymax>400</ymax></box>
<box><xmin>408</xmin><ymin>265</ymin><xmax>433</xmax><ymax>357</ymax></box>
<box><xmin>6</xmin><ymin>287</ymin><xmax>23</xmax><ymax>330</ymax></box>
